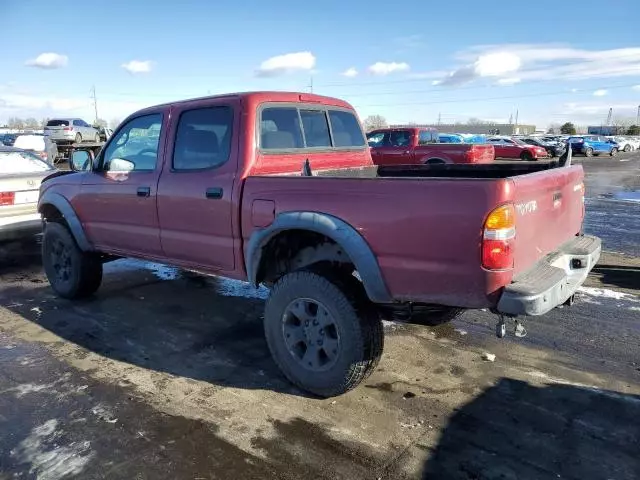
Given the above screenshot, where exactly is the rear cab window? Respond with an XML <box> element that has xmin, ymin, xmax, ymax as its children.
<box><xmin>418</xmin><ymin>130</ymin><xmax>438</xmax><ymax>145</ymax></box>
<box><xmin>259</xmin><ymin>105</ymin><xmax>365</xmax><ymax>151</ymax></box>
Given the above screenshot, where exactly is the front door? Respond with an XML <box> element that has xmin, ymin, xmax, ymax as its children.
<box><xmin>73</xmin><ymin>112</ymin><xmax>165</xmax><ymax>257</ymax></box>
<box><xmin>156</xmin><ymin>100</ymin><xmax>239</xmax><ymax>272</ymax></box>
<box><xmin>377</xmin><ymin>130</ymin><xmax>413</xmax><ymax>165</ymax></box>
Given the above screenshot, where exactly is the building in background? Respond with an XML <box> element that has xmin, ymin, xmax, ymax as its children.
<box><xmin>389</xmin><ymin>123</ymin><xmax>537</xmax><ymax>135</ymax></box>
<box><xmin>587</xmin><ymin>125</ymin><xmax>626</xmax><ymax>135</ymax></box>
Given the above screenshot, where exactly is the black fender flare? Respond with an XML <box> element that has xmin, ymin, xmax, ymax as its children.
<box><xmin>245</xmin><ymin>211</ymin><xmax>392</xmax><ymax>303</ymax></box>
<box><xmin>38</xmin><ymin>191</ymin><xmax>93</xmax><ymax>251</ymax></box>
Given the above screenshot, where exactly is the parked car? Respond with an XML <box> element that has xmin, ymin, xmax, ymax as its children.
<box><xmin>0</xmin><ymin>146</ymin><xmax>55</xmax><ymax>242</ymax></box>
<box><xmin>13</xmin><ymin>134</ymin><xmax>57</xmax><ymax>165</ymax></box>
<box><xmin>38</xmin><ymin>91</ymin><xmax>599</xmax><ymax>397</ymax></box>
<box><xmin>607</xmin><ymin>136</ymin><xmax>639</xmax><ymax>152</ymax></box>
<box><xmin>1</xmin><ymin>133</ymin><xmax>18</xmax><ymax>146</ymax></box>
<box><xmin>521</xmin><ymin>137</ymin><xmax>566</xmax><ymax>158</ymax></box>
<box><xmin>95</xmin><ymin>126</ymin><xmax>114</xmax><ymax>142</ymax></box>
<box><xmin>367</xmin><ymin>127</ymin><xmax>494</xmax><ymax>164</ymax></box>
<box><xmin>44</xmin><ymin>118</ymin><xmax>100</xmax><ymax>144</ymax></box>
<box><xmin>568</xmin><ymin>135</ymin><xmax>618</xmax><ymax>157</ymax></box>
<box><xmin>486</xmin><ymin>136</ymin><xmax>548</xmax><ymax>160</ymax></box>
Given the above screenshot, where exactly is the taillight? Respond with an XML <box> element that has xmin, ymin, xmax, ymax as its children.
<box><xmin>482</xmin><ymin>204</ymin><xmax>515</xmax><ymax>270</ymax></box>
<box><xmin>64</xmin><ymin>126</ymin><xmax>72</xmax><ymax>131</ymax></box>
<box><xmin>0</xmin><ymin>192</ymin><xmax>15</xmax><ymax>206</ymax></box>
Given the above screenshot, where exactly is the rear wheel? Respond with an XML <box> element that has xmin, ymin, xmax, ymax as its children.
<box><xmin>42</xmin><ymin>222</ymin><xmax>102</xmax><ymax>299</ymax></box>
<box><xmin>264</xmin><ymin>270</ymin><xmax>383</xmax><ymax>397</ymax></box>
<box><xmin>94</xmin><ymin>133</ymin><xmax>100</xmax><ymax>143</ymax></box>
<box><xmin>610</xmin><ymin>147</ymin><xmax>618</xmax><ymax>157</ymax></box>
<box><xmin>520</xmin><ymin>151</ymin><xmax>533</xmax><ymax>161</ymax></box>
<box><xmin>75</xmin><ymin>133</ymin><xmax>82</xmax><ymax>144</ymax></box>
<box><xmin>584</xmin><ymin>147</ymin><xmax>594</xmax><ymax>157</ymax></box>
<box><xmin>624</xmin><ymin>144</ymin><xmax>631</xmax><ymax>152</ymax></box>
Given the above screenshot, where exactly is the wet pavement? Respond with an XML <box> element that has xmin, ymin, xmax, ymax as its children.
<box><xmin>0</xmin><ymin>153</ymin><xmax>639</xmax><ymax>479</ymax></box>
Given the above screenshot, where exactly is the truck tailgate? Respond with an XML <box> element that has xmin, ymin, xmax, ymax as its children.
<box><xmin>511</xmin><ymin>165</ymin><xmax>584</xmax><ymax>275</ymax></box>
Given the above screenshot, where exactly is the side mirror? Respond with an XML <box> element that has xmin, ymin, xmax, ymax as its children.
<box><xmin>109</xmin><ymin>158</ymin><xmax>135</xmax><ymax>172</ymax></box>
<box><xmin>70</xmin><ymin>150</ymin><xmax>93</xmax><ymax>171</ymax></box>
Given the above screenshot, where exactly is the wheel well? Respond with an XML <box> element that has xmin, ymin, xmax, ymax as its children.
<box><xmin>256</xmin><ymin>230</ymin><xmax>356</xmax><ymax>285</ymax></box>
<box><xmin>40</xmin><ymin>203</ymin><xmax>65</xmax><ymax>224</ymax></box>
<box><xmin>424</xmin><ymin>158</ymin><xmax>446</xmax><ymax>164</ymax></box>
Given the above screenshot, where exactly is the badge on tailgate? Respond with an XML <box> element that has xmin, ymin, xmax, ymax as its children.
<box><xmin>516</xmin><ymin>200</ymin><xmax>537</xmax><ymax>216</ymax></box>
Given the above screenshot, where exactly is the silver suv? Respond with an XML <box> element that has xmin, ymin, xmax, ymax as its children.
<box><xmin>44</xmin><ymin>118</ymin><xmax>100</xmax><ymax>144</ymax></box>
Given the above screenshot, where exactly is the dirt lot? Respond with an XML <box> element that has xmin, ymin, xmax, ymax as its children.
<box><xmin>0</xmin><ymin>152</ymin><xmax>638</xmax><ymax>479</ymax></box>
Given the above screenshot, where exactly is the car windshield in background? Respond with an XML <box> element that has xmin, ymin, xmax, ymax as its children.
<box><xmin>512</xmin><ymin>138</ymin><xmax>527</xmax><ymax>146</ymax></box>
<box><xmin>0</xmin><ymin>150</ymin><xmax>52</xmax><ymax>175</ymax></box>
<box><xmin>46</xmin><ymin>119</ymin><xmax>70</xmax><ymax>127</ymax></box>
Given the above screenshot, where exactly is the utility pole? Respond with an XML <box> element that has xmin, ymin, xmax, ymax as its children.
<box><xmin>91</xmin><ymin>85</ymin><xmax>98</xmax><ymax>124</ymax></box>
<box><xmin>307</xmin><ymin>76</ymin><xmax>313</xmax><ymax>93</ymax></box>
<box><xmin>437</xmin><ymin>112</ymin><xmax>441</xmax><ymax>125</ymax></box>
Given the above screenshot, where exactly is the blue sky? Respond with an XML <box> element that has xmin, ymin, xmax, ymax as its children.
<box><xmin>2</xmin><ymin>0</ymin><xmax>640</xmax><ymax>128</ymax></box>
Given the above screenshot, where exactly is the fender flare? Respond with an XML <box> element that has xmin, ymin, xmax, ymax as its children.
<box><xmin>245</xmin><ymin>211</ymin><xmax>392</xmax><ymax>303</ymax></box>
<box><xmin>38</xmin><ymin>191</ymin><xmax>93</xmax><ymax>251</ymax></box>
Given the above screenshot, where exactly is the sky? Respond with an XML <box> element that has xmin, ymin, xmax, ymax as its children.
<box><xmin>2</xmin><ymin>0</ymin><xmax>640</xmax><ymax>129</ymax></box>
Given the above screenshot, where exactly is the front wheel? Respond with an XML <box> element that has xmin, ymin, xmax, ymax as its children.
<box><xmin>610</xmin><ymin>147</ymin><xmax>618</xmax><ymax>157</ymax></box>
<box><xmin>43</xmin><ymin>222</ymin><xmax>103</xmax><ymax>299</ymax></box>
<box><xmin>520</xmin><ymin>151</ymin><xmax>533</xmax><ymax>161</ymax></box>
<box><xmin>94</xmin><ymin>133</ymin><xmax>100</xmax><ymax>143</ymax></box>
<box><xmin>584</xmin><ymin>147</ymin><xmax>594</xmax><ymax>157</ymax></box>
<box><xmin>264</xmin><ymin>271</ymin><xmax>383</xmax><ymax>397</ymax></box>
<box><xmin>623</xmin><ymin>144</ymin><xmax>631</xmax><ymax>152</ymax></box>
<box><xmin>75</xmin><ymin>133</ymin><xmax>82</xmax><ymax>144</ymax></box>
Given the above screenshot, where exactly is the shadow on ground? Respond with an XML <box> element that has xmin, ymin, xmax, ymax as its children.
<box><xmin>421</xmin><ymin>378</ymin><xmax>640</xmax><ymax>480</ymax></box>
<box><xmin>591</xmin><ymin>264</ymin><xmax>640</xmax><ymax>291</ymax></box>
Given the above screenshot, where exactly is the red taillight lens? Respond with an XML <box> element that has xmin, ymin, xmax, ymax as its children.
<box><xmin>482</xmin><ymin>204</ymin><xmax>516</xmax><ymax>270</ymax></box>
<box><xmin>64</xmin><ymin>126</ymin><xmax>72</xmax><ymax>131</ymax></box>
<box><xmin>0</xmin><ymin>192</ymin><xmax>15</xmax><ymax>206</ymax></box>
<box><xmin>482</xmin><ymin>239</ymin><xmax>514</xmax><ymax>270</ymax></box>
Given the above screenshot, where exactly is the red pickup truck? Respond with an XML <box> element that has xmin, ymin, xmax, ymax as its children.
<box><xmin>367</xmin><ymin>127</ymin><xmax>495</xmax><ymax>165</ymax></box>
<box><xmin>38</xmin><ymin>91</ymin><xmax>600</xmax><ymax>397</ymax></box>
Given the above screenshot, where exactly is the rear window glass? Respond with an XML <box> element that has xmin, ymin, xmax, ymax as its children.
<box><xmin>418</xmin><ymin>130</ymin><xmax>438</xmax><ymax>145</ymax></box>
<box><xmin>0</xmin><ymin>151</ymin><xmax>51</xmax><ymax>175</ymax></box>
<box><xmin>260</xmin><ymin>108</ymin><xmax>304</xmax><ymax>149</ymax></box>
<box><xmin>300</xmin><ymin>110</ymin><xmax>331</xmax><ymax>147</ymax></box>
<box><xmin>328</xmin><ymin>110</ymin><xmax>365</xmax><ymax>147</ymax></box>
<box><xmin>46</xmin><ymin>119</ymin><xmax>69</xmax><ymax>127</ymax></box>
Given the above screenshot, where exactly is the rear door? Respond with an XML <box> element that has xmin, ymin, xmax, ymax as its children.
<box><xmin>44</xmin><ymin>119</ymin><xmax>70</xmax><ymax>141</ymax></box>
<box><xmin>156</xmin><ymin>99</ymin><xmax>239</xmax><ymax>271</ymax></box>
<box><xmin>510</xmin><ymin>165</ymin><xmax>585</xmax><ymax>274</ymax></box>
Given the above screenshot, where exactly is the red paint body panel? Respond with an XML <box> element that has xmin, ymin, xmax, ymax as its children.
<box><xmin>38</xmin><ymin>91</ymin><xmax>586</xmax><ymax>310</ymax></box>
<box><xmin>369</xmin><ymin>127</ymin><xmax>495</xmax><ymax>165</ymax></box>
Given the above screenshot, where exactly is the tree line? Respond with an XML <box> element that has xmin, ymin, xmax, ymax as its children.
<box><xmin>2</xmin><ymin>117</ymin><xmax>122</xmax><ymax>130</ymax></box>
<box><xmin>556</xmin><ymin>122</ymin><xmax>640</xmax><ymax>135</ymax></box>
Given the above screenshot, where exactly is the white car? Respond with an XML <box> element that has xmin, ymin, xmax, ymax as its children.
<box><xmin>44</xmin><ymin>118</ymin><xmax>100</xmax><ymax>144</ymax></box>
<box><xmin>13</xmin><ymin>134</ymin><xmax>57</xmax><ymax>164</ymax></box>
<box><xmin>610</xmin><ymin>136</ymin><xmax>640</xmax><ymax>152</ymax></box>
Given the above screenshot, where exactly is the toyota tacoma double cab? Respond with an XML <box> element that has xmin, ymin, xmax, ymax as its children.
<box><xmin>38</xmin><ymin>91</ymin><xmax>600</xmax><ymax>397</ymax></box>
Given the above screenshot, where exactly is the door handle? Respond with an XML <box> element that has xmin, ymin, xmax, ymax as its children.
<box><xmin>137</xmin><ymin>186</ymin><xmax>151</xmax><ymax>197</ymax></box>
<box><xmin>205</xmin><ymin>187</ymin><xmax>223</xmax><ymax>199</ymax></box>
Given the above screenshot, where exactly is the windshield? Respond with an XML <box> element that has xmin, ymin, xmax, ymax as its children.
<box><xmin>512</xmin><ymin>138</ymin><xmax>527</xmax><ymax>146</ymax></box>
<box><xmin>0</xmin><ymin>150</ymin><xmax>52</xmax><ymax>175</ymax></box>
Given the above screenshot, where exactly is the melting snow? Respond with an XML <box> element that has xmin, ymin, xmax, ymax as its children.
<box><xmin>10</xmin><ymin>419</ymin><xmax>95</xmax><ymax>480</ymax></box>
<box><xmin>577</xmin><ymin>286</ymin><xmax>637</xmax><ymax>301</ymax></box>
<box><xmin>214</xmin><ymin>278</ymin><xmax>269</xmax><ymax>300</ymax></box>
<box><xmin>104</xmin><ymin>259</ymin><xmax>179</xmax><ymax>280</ymax></box>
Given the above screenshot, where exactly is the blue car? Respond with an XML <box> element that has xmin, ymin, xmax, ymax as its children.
<box><xmin>438</xmin><ymin>133</ymin><xmax>464</xmax><ymax>143</ymax></box>
<box><xmin>568</xmin><ymin>135</ymin><xmax>618</xmax><ymax>157</ymax></box>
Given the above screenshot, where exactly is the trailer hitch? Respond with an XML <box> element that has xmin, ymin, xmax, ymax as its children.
<box><xmin>495</xmin><ymin>315</ymin><xmax>527</xmax><ymax>339</ymax></box>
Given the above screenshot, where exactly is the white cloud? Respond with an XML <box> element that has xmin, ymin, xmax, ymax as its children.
<box><xmin>255</xmin><ymin>52</ymin><xmax>315</xmax><ymax>77</ymax></box>
<box><xmin>341</xmin><ymin>67</ymin><xmax>358</xmax><ymax>78</ymax></box>
<box><xmin>632</xmin><ymin>85</ymin><xmax>640</xmax><ymax>91</ymax></box>
<box><xmin>368</xmin><ymin>62</ymin><xmax>410</xmax><ymax>76</ymax></box>
<box><xmin>437</xmin><ymin>52</ymin><xmax>521</xmax><ymax>86</ymax></box>
<box><xmin>593</xmin><ymin>89</ymin><xmax>608</xmax><ymax>96</ymax></box>
<box><xmin>25</xmin><ymin>53</ymin><xmax>68</xmax><ymax>69</ymax></box>
<box><xmin>571</xmin><ymin>88</ymin><xmax>579</xmax><ymax>93</ymax></box>
<box><xmin>497</xmin><ymin>77</ymin><xmax>521</xmax><ymax>85</ymax></box>
<box><xmin>121</xmin><ymin>60</ymin><xmax>154</xmax><ymax>74</ymax></box>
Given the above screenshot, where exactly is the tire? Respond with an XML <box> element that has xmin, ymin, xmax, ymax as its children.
<box><xmin>584</xmin><ymin>147</ymin><xmax>593</xmax><ymax>157</ymax></box>
<box><xmin>42</xmin><ymin>222</ymin><xmax>102</xmax><ymax>299</ymax></box>
<box><xmin>408</xmin><ymin>306</ymin><xmax>465</xmax><ymax>326</ymax></box>
<box><xmin>264</xmin><ymin>271</ymin><xmax>383</xmax><ymax>397</ymax></box>
<box><xmin>610</xmin><ymin>147</ymin><xmax>618</xmax><ymax>157</ymax></box>
<box><xmin>624</xmin><ymin>144</ymin><xmax>631</xmax><ymax>152</ymax></box>
<box><xmin>75</xmin><ymin>133</ymin><xmax>82</xmax><ymax>144</ymax></box>
<box><xmin>520</xmin><ymin>151</ymin><xmax>533</xmax><ymax>161</ymax></box>
<box><xmin>94</xmin><ymin>133</ymin><xmax>100</xmax><ymax>143</ymax></box>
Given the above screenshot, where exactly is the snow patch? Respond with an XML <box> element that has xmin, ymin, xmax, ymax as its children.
<box><xmin>10</xmin><ymin>382</ymin><xmax>56</xmax><ymax>398</ymax></box>
<box><xmin>10</xmin><ymin>419</ymin><xmax>95</xmax><ymax>480</ymax></box>
<box><xmin>578</xmin><ymin>286</ymin><xmax>638</xmax><ymax>302</ymax></box>
<box><xmin>613</xmin><ymin>191</ymin><xmax>640</xmax><ymax>202</ymax></box>
<box><xmin>104</xmin><ymin>259</ymin><xmax>179</xmax><ymax>280</ymax></box>
<box><xmin>91</xmin><ymin>404</ymin><xmax>118</xmax><ymax>424</ymax></box>
<box><xmin>214</xmin><ymin>278</ymin><xmax>269</xmax><ymax>300</ymax></box>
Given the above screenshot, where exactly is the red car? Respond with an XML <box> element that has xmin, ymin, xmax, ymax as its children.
<box><xmin>368</xmin><ymin>127</ymin><xmax>495</xmax><ymax>165</ymax></box>
<box><xmin>38</xmin><ymin>91</ymin><xmax>599</xmax><ymax>397</ymax></box>
<box><xmin>487</xmin><ymin>136</ymin><xmax>548</xmax><ymax>160</ymax></box>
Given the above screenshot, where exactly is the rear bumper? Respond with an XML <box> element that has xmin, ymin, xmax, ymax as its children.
<box><xmin>0</xmin><ymin>213</ymin><xmax>43</xmax><ymax>242</ymax></box>
<box><xmin>497</xmin><ymin>235</ymin><xmax>601</xmax><ymax>316</ymax></box>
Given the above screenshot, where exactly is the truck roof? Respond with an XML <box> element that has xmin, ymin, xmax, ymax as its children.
<box><xmin>132</xmin><ymin>91</ymin><xmax>354</xmax><ymax>115</ymax></box>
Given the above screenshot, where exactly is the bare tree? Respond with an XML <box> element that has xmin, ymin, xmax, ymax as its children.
<box><xmin>547</xmin><ymin>123</ymin><xmax>561</xmax><ymax>134</ymax></box>
<box><xmin>24</xmin><ymin>118</ymin><xmax>39</xmax><ymax>130</ymax></box>
<box><xmin>109</xmin><ymin>118</ymin><xmax>122</xmax><ymax>130</ymax></box>
<box><xmin>7</xmin><ymin>117</ymin><xmax>24</xmax><ymax>129</ymax></box>
<box><xmin>41</xmin><ymin>118</ymin><xmax>51</xmax><ymax>128</ymax></box>
<box><xmin>362</xmin><ymin>115</ymin><xmax>388</xmax><ymax>132</ymax></box>
<box><xmin>93</xmin><ymin>118</ymin><xmax>108</xmax><ymax>128</ymax></box>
